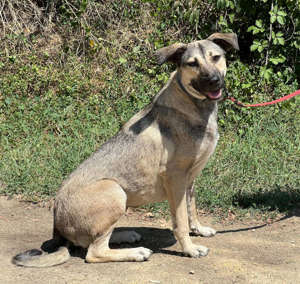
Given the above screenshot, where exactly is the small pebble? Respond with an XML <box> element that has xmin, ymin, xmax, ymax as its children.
<box><xmin>189</xmin><ymin>270</ymin><xmax>195</xmax><ymax>275</ymax></box>
<box><xmin>145</xmin><ymin>212</ymin><xmax>155</xmax><ymax>218</ymax></box>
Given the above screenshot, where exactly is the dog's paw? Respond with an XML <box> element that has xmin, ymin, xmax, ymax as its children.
<box><xmin>183</xmin><ymin>244</ymin><xmax>209</xmax><ymax>258</ymax></box>
<box><xmin>190</xmin><ymin>225</ymin><xmax>216</xmax><ymax>237</ymax></box>
<box><xmin>110</xmin><ymin>230</ymin><xmax>141</xmax><ymax>244</ymax></box>
<box><xmin>129</xmin><ymin>247</ymin><xmax>153</xmax><ymax>262</ymax></box>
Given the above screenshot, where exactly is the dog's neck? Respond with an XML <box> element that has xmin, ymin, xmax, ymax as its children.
<box><xmin>172</xmin><ymin>71</ymin><xmax>218</xmax><ymax>116</ymax></box>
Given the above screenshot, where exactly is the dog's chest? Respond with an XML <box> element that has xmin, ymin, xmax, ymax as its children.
<box><xmin>190</xmin><ymin>124</ymin><xmax>218</xmax><ymax>159</ymax></box>
<box><xmin>168</xmin><ymin>113</ymin><xmax>219</xmax><ymax>178</ymax></box>
<box><xmin>192</xmin><ymin>126</ymin><xmax>219</xmax><ymax>171</ymax></box>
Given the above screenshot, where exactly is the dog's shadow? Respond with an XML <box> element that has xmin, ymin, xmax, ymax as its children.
<box><xmin>41</xmin><ymin>227</ymin><xmax>180</xmax><ymax>259</ymax></box>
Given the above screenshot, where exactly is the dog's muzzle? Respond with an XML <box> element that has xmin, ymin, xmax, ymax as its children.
<box><xmin>191</xmin><ymin>73</ymin><xmax>224</xmax><ymax>100</ymax></box>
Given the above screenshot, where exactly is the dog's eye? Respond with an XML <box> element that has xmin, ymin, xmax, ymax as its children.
<box><xmin>212</xmin><ymin>55</ymin><xmax>221</xmax><ymax>62</ymax></box>
<box><xmin>186</xmin><ymin>61</ymin><xmax>199</xmax><ymax>67</ymax></box>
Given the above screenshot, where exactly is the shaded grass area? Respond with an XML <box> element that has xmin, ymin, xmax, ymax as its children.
<box><xmin>195</xmin><ymin>105</ymin><xmax>300</xmax><ymax>215</ymax></box>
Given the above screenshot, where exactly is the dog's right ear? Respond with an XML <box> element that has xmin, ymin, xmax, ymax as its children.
<box><xmin>207</xmin><ymin>33</ymin><xmax>239</xmax><ymax>51</ymax></box>
<box><xmin>155</xmin><ymin>43</ymin><xmax>187</xmax><ymax>65</ymax></box>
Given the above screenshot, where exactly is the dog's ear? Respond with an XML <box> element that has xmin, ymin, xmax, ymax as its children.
<box><xmin>207</xmin><ymin>33</ymin><xmax>239</xmax><ymax>51</ymax></box>
<box><xmin>155</xmin><ymin>43</ymin><xmax>187</xmax><ymax>65</ymax></box>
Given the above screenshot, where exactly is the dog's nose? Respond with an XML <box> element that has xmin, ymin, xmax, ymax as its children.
<box><xmin>209</xmin><ymin>74</ymin><xmax>220</xmax><ymax>85</ymax></box>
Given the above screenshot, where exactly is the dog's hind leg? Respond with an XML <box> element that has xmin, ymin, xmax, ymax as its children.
<box><xmin>83</xmin><ymin>179</ymin><xmax>152</xmax><ymax>263</ymax></box>
<box><xmin>186</xmin><ymin>181</ymin><xmax>216</xmax><ymax>237</ymax></box>
<box><xmin>86</xmin><ymin>230</ymin><xmax>152</xmax><ymax>263</ymax></box>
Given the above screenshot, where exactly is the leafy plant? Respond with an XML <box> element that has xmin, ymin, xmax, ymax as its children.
<box><xmin>215</xmin><ymin>0</ymin><xmax>299</xmax><ymax>83</ymax></box>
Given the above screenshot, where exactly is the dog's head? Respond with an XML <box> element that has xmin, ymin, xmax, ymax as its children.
<box><xmin>155</xmin><ymin>33</ymin><xmax>239</xmax><ymax>101</ymax></box>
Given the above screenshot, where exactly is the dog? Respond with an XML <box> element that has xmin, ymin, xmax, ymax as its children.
<box><xmin>13</xmin><ymin>33</ymin><xmax>239</xmax><ymax>267</ymax></box>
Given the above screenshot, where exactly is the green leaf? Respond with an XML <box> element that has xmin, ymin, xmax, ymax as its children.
<box><xmin>271</xmin><ymin>31</ymin><xmax>276</xmax><ymax>39</ymax></box>
<box><xmin>258</xmin><ymin>45</ymin><xmax>264</xmax><ymax>52</ymax></box>
<box><xmin>133</xmin><ymin>46</ymin><xmax>140</xmax><ymax>53</ymax></box>
<box><xmin>277</xmin><ymin>16</ymin><xmax>285</xmax><ymax>25</ymax></box>
<box><xmin>270</xmin><ymin>58</ymin><xmax>279</xmax><ymax>65</ymax></box>
<box><xmin>242</xmin><ymin>83</ymin><xmax>251</xmax><ymax>89</ymax></box>
<box><xmin>260</xmin><ymin>67</ymin><xmax>273</xmax><ymax>81</ymax></box>
<box><xmin>189</xmin><ymin>12</ymin><xmax>194</xmax><ymax>24</ymax></box>
<box><xmin>216</xmin><ymin>0</ymin><xmax>226</xmax><ymax>9</ymax></box>
<box><xmin>250</xmin><ymin>42</ymin><xmax>259</xmax><ymax>51</ymax></box>
<box><xmin>278</xmin><ymin>37</ymin><xmax>285</xmax><ymax>45</ymax></box>
<box><xmin>247</xmin><ymin>26</ymin><xmax>255</xmax><ymax>32</ymax></box>
<box><xmin>270</xmin><ymin>15</ymin><xmax>276</xmax><ymax>23</ymax></box>
<box><xmin>292</xmin><ymin>40</ymin><xmax>300</xmax><ymax>50</ymax></box>
<box><xmin>255</xmin><ymin>19</ymin><xmax>262</xmax><ymax>28</ymax></box>
<box><xmin>119</xmin><ymin>57</ymin><xmax>127</xmax><ymax>64</ymax></box>
<box><xmin>270</xmin><ymin>55</ymin><xmax>286</xmax><ymax>65</ymax></box>
<box><xmin>262</xmin><ymin>40</ymin><xmax>268</xmax><ymax>47</ymax></box>
<box><xmin>279</xmin><ymin>55</ymin><xmax>286</xmax><ymax>62</ymax></box>
<box><xmin>5</xmin><ymin>98</ymin><xmax>11</xmax><ymax>105</ymax></box>
<box><xmin>253</xmin><ymin>27</ymin><xmax>263</xmax><ymax>35</ymax></box>
<box><xmin>277</xmin><ymin>10</ymin><xmax>287</xmax><ymax>17</ymax></box>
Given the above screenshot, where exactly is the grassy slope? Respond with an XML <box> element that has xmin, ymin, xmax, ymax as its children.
<box><xmin>0</xmin><ymin>1</ymin><xmax>299</xmax><ymax>216</ymax></box>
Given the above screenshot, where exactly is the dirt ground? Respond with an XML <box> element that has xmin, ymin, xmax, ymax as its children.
<box><xmin>1</xmin><ymin>196</ymin><xmax>300</xmax><ymax>284</ymax></box>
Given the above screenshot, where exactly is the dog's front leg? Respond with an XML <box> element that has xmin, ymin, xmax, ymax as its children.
<box><xmin>186</xmin><ymin>181</ymin><xmax>216</xmax><ymax>237</ymax></box>
<box><xmin>164</xmin><ymin>176</ymin><xmax>209</xmax><ymax>257</ymax></box>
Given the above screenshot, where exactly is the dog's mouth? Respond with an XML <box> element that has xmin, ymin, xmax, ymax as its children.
<box><xmin>190</xmin><ymin>77</ymin><xmax>224</xmax><ymax>101</ymax></box>
<box><xmin>204</xmin><ymin>89</ymin><xmax>222</xmax><ymax>100</ymax></box>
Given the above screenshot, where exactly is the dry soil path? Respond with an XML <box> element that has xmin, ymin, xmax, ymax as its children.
<box><xmin>1</xmin><ymin>196</ymin><xmax>300</xmax><ymax>284</ymax></box>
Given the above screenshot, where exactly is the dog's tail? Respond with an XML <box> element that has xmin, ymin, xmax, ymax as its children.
<box><xmin>12</xmin><ymin>246</ymin><xmax>70</xmax><ymax>267</ymax></box>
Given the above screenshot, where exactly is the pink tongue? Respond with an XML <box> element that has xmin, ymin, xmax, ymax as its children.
<box><xmin>207</xmin><ymin>89</ymin><xmax>222</xmax><ymax>99</ymax></box>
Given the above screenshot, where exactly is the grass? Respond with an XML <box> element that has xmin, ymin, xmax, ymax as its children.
<box><xmin>0</xmin><ymin>53</ymin><xmax>157</xmax><ymax>200</ymax></box>
<box><xmin>195</xmin><ymin>102</ymin><xmax>300</xmax><ymax>216</ymax></box>
<box><xmin>0</xmin><ymin>0</ymin><xmax>299</xmax><ymax>219</ymax></box>
<box><xmin>2</xmin><ymin>52</ymin><xmax>299</xmax><ymax>218</ymax></box>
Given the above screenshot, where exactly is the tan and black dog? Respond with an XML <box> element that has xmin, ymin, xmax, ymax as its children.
<box><xmin>13</xmin><ymin>33</ymin><xmax>239</xmax><ymax>267</ymax></box>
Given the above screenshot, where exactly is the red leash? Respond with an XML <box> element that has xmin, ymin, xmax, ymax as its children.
<box><xmin>226</xmin><ymin>89</ymin><xmax>300</xmax><ymax>107</ymax></box>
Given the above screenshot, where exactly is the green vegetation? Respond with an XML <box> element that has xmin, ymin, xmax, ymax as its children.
<box><xmin>0</xmin><ymin>0</ymin><xmax>299</xmax><ymax>217</ymax></box>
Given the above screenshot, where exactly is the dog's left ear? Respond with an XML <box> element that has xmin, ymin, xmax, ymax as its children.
<box><xmin>155</xmin><ymin>43</ymin><xmax>187</xmax><ymax>65</ymax></box>
<box><xmin>207</xmin><ymin>33</ymin><xmax>239</xmax><ymax>51</ymax></box>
